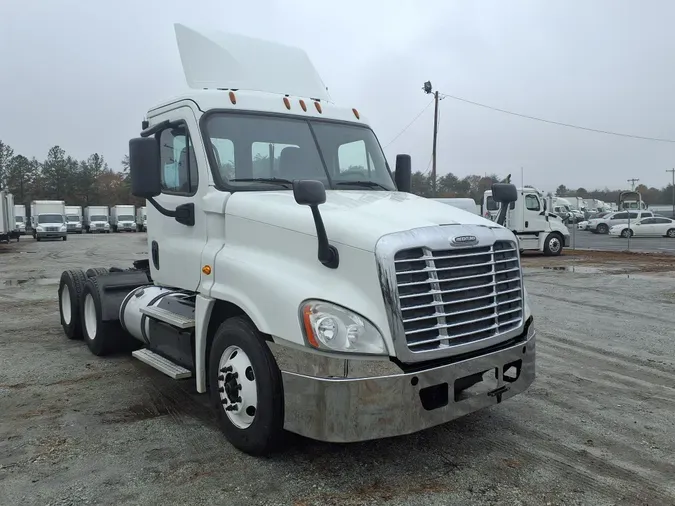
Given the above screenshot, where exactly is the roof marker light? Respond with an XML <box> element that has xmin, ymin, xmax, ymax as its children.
<box><xmin>283</xmin><ymin>97</ymin><xmax>291</xmax><ymax>110</ymax></box>
<box><xmin>314</xmin><ymin>101</ymin><xmax>322</xmax><ymax>114</ymax></box>
<box><xmin>352</xmin><ymin>108</ymin><xmax>360</xmax><ymax>120</ymax></box>
<box><xmin>299</xmin><ymin>99</ymin><xmax>307</xmax><ymax>111</ymax></box>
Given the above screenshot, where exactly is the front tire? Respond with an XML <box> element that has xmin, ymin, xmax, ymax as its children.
<box><xmin>543</xmin><ymin>233</ymin><xmax>563</xmax><ymax>256</ymax></box>
<box><xmin>596</xmin><ymin>223</ymin><xmax>609</xmax><ymax>234</ymax></box>
<box><xmin>620</xmin><ymin>229</ymin><xmax>633</xmax><ymax>238</ymax></box>
<box><xmin>208</xmin><ymin>317</ymin><xmax>284</xmax><ymax>456</ymax></box>
<box><xmin>58</xmin><ymin>269</ymin><xmax>88</xmax><ymax>339</ymax></box>
<box><xmin>666</xmin><ymin>228</ymin><xmax>675</xmax><ymax>238</ymax></box>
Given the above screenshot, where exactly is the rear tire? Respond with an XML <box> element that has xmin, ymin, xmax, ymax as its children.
<box><xmin>59</xmin><ymin>269</ymin><xmax>88</xmax><ymax>340</ymax></box>
<box><xmin>86</xmin><ymin>267</ymin><xmax>109</xmax><ymax>278</ymax></box>
<box><xmin>543</xmin><ymin>233</ymin><xmax>563</xmax><ymax>256</ymax></box>
<box><xmin>81</xmin><ymin>277</ymin><xmax>124</xmax><ymax>356</ymax></box>
<box><xmin>209</xmin><ymin>317</ymin><xmax>284</xmax><ymax>456</ymax></box>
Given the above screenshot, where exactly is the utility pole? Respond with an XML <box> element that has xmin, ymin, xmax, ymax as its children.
<box><xmin>627</xmin><ymin>178</ymin><xmax>639</xmax><ymax>191</ymax></box>
<box><xmin>423</xmin><ymin>81</ymin><xmax>439</xmax><ymax>197</ymax></box>
<box><xmin>667</xmin><ymin>168</ymin><xmax>675</xmax><ymax>218</ymax></box>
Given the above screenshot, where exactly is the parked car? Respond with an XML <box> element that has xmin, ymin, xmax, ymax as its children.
<box><xmin>609</xmin><ymin>217</ymin><xmax>675</xmax><ymax>238</ymax></box>
<box><xmin>587</xmin><ymin>210</ymin><xmax>654</xmax><ymax>234</ymax></box>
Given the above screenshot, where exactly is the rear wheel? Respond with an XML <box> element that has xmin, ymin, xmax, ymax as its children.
<box><xmin>59</xmin><ymin>269</ymin><xmax>88</xmax><ymax>339</ymax></box>
<box><xmin>666</xmin><ymin>228</ymin><xmax>675</xmax><ymax>238</ymax></box>
<box><xmin>86</xmin><ymin>267</ymin><xmax>109</xmax><ymax>278</ymax></box>
<box><xmin>209</xmin><ymin>317</ymin><xmax>284</xmax><ymax>456</ymax></box>
<box><xmin>597</xmin><ymin>223</ymin><xmax>609</xmax><ymax>234</ymax></box>
<box><xmin>81</xmin><ymin>277</ymin><xmax>124</xmax><ymax>356</ymax></box>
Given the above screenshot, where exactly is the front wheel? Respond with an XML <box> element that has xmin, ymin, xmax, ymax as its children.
<box><xmin>209</xmin><ymin>317</ymin><xmax>284</xmax><ymax>456</ymax></box>
<box><xmin>620</xmin><ymin>228</ymin><xmax>633</xmax><ymax>238</ymax></box>
<box><xmin>543</xmin><ymin>233</ymin><xmax>563</xmax><ymax>256</ymax></box>
<box><xmin>596</xmin><ymin>223</ymin><xmax>609</xmax><ymax>234</ymax></box>
<box><xmin>666</xmin><ymin>228</ymin><xmax>675</xmax><ymax>238</ymax></box>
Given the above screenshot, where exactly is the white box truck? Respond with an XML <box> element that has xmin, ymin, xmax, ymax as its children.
<box><xmin>136</xmin><ymin>206</ymin><xmax>147</xmax><ymax>232</ymax></box>
<box><xmin>65</xmin><ymin>205</ymin><xmax>84</xmax><ymax>234</ymax></box>
<box><xmin>56</xmin><ymin>25</ymin><xmax>535</xmax><ymax>456</ymax></box>
<box><xmin>31</xmin><ymin>200</ymin><xmax>67</xmax><ymax>241</ymax></box>
<box><xmin>83</xmin><ymin>206</ymin><xmax>110</xmax><ymax>233</ymax></box>
<box><xmin>14</xmin><ymin>204</ymin><xmax>27</xmax><ymax>235</ymax></box>
<box><xmin>1</xmin><ymin>191</ymin><xmax>20</xmax><ymax>242</ymax></box>
<box><xmin>111</xmin><ymin>205</ymin><xmax>137</xmax><ymax>232</ymax></box>
<box><xmin>483</xmin><ymin>187</ymin><xmax>570</xmax><ymax>255</ymax></box>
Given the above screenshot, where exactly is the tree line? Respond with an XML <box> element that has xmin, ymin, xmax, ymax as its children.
<box><xmin>1</xmin><ymin>138</ymin><xmax>673</xmax><ymax>208</ymax></box>
<box><xmin>410</xmin><ymin>171</ymin><xmax>675</xmax><ymax>205</ymax></box>
<box><xmin>0</xmin><ymin>140</ymin><xmax>143</xmax><ymax>208</ymax></box>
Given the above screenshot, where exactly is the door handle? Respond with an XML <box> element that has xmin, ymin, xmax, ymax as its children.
<box><xmin>525</xmin><ymin>221</ymin><xmax>529</xmax><ymax>228</ymax></box>
<box><xmin>151</xmin><ymin>241</ymin><xmax>160</xmax><ymax>270</ymax></box>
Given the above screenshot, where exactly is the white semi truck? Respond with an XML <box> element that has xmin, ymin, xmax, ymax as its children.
<box><xmin>483</xmin><ymin>187</ymin><xmax>570</xmax><ymax>255</ymax></box>
<box><xmin>65</xmin><ymin>205</ymin><xmax>84</xmax><ymax>234</ymax></box>
<box><xmin>111</xmin><ymin>204</ymin><xmax>137</xmax><ymax>232</ymax></box>
<box><xmin>83</xmin><ymin>206</ymin><xmax>110</xmax><ymax>233</ymax></box>
<box><xmin>136</xmin><ymin>206</ymin><xmax>147</xmax><ymax>231</ymax></box>
<box><xmin>14</xmin><ymin>204</ymin><xmax>27</xmax><ymax>235</ymax></box>
<box><xmin>56</xmin><ymin>25</ymin><xmax>535</xmax><ymax>456</ymax></box>
<box><xmin>31</xmin><ymin>200</ymin><xmax>67</xmax><ymax>241</ymax></box>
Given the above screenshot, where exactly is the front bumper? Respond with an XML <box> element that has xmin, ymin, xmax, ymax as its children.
<box><xmin>270</xmin><ymin>323</ymin><xmax>536</xmax><ymax>443</ymax></box>
<box><xmin>563</xmin><ymin>234</ymin><xmax>570</xmax><ymax>247</ymax></box>
<box><xmin>36</xmin><ymin>231</ymin><xmax>67</xmax><ymax>239</ymax></box>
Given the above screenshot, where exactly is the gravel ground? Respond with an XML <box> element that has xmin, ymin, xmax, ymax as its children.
<box><xmin>1</xmin><ymin>234</ymin><xmax>674</xmax><ymax>506</ymax></box>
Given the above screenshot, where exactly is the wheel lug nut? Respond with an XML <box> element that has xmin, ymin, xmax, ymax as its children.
<box><xmin>225</xmin><ymin>404</ymin><xmax>238</xmax><ymax>411</ymax></box>
<box><xmin>221</xmin><ymin>399</ymin><xmax>228</xmax><ymax>404</ymax></box>
<box><xmin>218</xmin><ymin>387</ymin><xmax>224</xmax><ymax>393</ymax></box>
<box><xmin>218</xmin><ymin>375</ymin><xmax>224</xmax><ymax>381</ymax></box>
<box><xmin>232</xmin><ymin>372</ymin><xmax>238</xmax><ymax>379</ymax></box>
<box><xmin>220</xmin><ymin>366</ymin><xmax>232</xmax><ymax>373</ymax></box>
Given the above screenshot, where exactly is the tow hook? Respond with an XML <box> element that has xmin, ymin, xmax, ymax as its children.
<box><xmin>488</xmin><ymin>385</ymin><xmax>510</xmax><ymax>403</ymax></box>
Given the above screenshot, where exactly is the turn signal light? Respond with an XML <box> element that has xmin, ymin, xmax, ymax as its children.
<box><xmin>202</xmin><ymin>265</ymin><xmax>212</xmax><ymax>275</ymax></box>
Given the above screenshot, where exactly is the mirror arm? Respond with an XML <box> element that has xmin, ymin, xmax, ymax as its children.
<box><xmin>310</xmin><ymin>206</ymin><xmax>339</xmax><ymax>269</ymax></box>
<box><xmin>496</xmin><ymin>204</ymin><xmax>509</xmax><ymax>226</ymax></box>
<box><xmin>140</xmin><ymin>120</ymin><xmax>172</xmax><ymax>138</ymax></box>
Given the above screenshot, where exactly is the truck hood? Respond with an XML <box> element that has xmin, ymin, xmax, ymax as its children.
<box><xmin>227</xmin><ymin>190</ymin><xmax>501</xmax><ymax>251</ymax></box>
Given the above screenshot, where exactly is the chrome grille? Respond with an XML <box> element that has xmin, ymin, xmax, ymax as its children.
<box><xmin>394</xmin><ymin>240</ymin><xmax>523</xmax><ymax>353</ymax></box>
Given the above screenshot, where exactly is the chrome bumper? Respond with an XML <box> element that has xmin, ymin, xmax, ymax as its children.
<box><xmin>270</xmin><ymin>324</ymin><xmax>536</xmax><ymax>443</ymax></box>
<box><xmin>36</xmin><ymin>231</ymin><xmax>66</xmax><ymax>238</ymax></box>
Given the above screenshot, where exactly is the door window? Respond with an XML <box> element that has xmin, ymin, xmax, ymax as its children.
<box><xmin>159</xmin><ymin>125</ymin><xmax>199</xmax><ymax>195</ymax></box>
<box><xmin>524</xmin><ymin>194</ymin><xmax>540</xmax><ymax>211</ymax></box>
<box><xmin>612</xmin><ymin>212</ymin><xmax>628</xmax><ymax>220</ymax></box>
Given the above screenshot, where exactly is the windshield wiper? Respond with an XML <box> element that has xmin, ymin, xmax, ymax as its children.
<box><xmin>230</xmin><ymin>177</ymin><xmax>294</xmax><ymax>188</ymax></box>
<box><xmin>335</xmin><ymin>181</ymin><xmax>390</xmax><ymax>190</ymax></box>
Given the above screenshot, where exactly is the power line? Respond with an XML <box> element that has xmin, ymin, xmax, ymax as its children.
<box><xmin>437</xmin><ymin>91</ymin><xmax>675</xmax><ymax>144</ymax></box>
<box><xmin>383</xmin><ymin>99</ymin><xmax>434</xmax><ymax>148</ymax></box>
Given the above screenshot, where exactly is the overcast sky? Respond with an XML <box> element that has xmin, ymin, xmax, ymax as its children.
<box><xmin>1</xmin><ymin>0</ymin><xmax>674</xmax><ymax>192</ymax></box>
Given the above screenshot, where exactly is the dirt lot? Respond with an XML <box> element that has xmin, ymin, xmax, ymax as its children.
<box><xmin>1</xmin><ymin>234</ymin><xmax>674</xmax><ymax>506</ymax></box>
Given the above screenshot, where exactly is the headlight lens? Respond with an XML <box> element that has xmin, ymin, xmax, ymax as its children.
<box><xmin>36</xmin><ymin>226</ymin><xmax>44</xmax><ymax>231</ymax></box>
<box><xmin>60</xmin><ymin>225</ymin><xmax>67</xmax><ymax>231</ymax></box>
<box><xmin>104</xmin><ymin>223</ymin><xmax>110</xmax><ymax>228</ymax></box>
<box><xmin>300</xmin><ymin>300</ymin><xmax>387</xmax><ymax>355</ymax></box>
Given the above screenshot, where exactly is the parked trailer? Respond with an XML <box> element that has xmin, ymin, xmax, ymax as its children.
<box><xmin>110</xmin><ymin>205</ymin><xmax>137</xmax><ymax>232</ymax></box>
<box><xmin>83</xmin><ymin>206</ymin><xmax>110</xmax><ymax>233</ymax></box>
<box><xmin>65</xmin><ymin>205</ymin><xmax>84</xmax><ymax>234</ymax></box>
<box><xmin>30</xmin><ymin>200</ymin><xmax>67</xmax><ymax>241</ymax></box>
<box><xmin>57</xmin><ymin>24</ymin><xmax>535</xmax><ymax>456</ymax></box>
<box><xmin>14</xmin><ymin>204</ymin><xmax>27</xmax><ymax>235</ymax></box>
<box><xmin>136</xmin><ymin>206</ymin><xmax>147</xmax><ymax>231</ymax></box>
<box><xmin>1</xmin><ymin>192</ymin><xmax>21</xmax><ymax>243</ymax></box>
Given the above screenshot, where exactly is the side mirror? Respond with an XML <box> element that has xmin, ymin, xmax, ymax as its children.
<box><xmin>293</xmin><ymin>179</ymin><xmax>326</xmax><ymax>206</ymax></box>
<box><xmin>491</xmin><ymin>183</ymin><xmax>518</xmax><ymax>204</ymax></box>
<box><xmin>129</xmin><ymin>137</ymin><xmax>161</xmax><ymax>199</ymax></box>
<box><xmin>293</xmin><ymin>180</ymin><xmax>338</xmax><ymax>269</ymax></box>
<box><xmin>491</xmin><ymin>183</ymin><xmax>518</xmax><ymax>227</ymax></box>
<box><xmin>394</xmin><ymin>154</ymin><xmax>412</xmax><ymax>193</ymax></box>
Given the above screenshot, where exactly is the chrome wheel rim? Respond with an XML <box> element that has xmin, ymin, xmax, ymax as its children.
<box><xmin>217</xmin><ymin>346</ymin><xmax>257</xmax><ymax>429</ymax></box>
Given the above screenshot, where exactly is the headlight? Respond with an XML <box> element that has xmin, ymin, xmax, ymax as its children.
<box><xmin>104</xmin><ymin>223</ymin><xmax>110</xmax><ymax>228</ymax></box>
<box><xmin>36</xmin><ymin>226</ymin><xmax>44</xmax><ymax>231</ymax></box>
<box><xmin>300</xmin><ymin>300</ymin><xmax>387</xmax><ymax>355</ymax></box>
<box><xmin>60</xmin><ymin>225</ymin><xmax>67</xmax><ymax>231</ymax></box>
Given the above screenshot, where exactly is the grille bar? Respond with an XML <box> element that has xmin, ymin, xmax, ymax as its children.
<box><xmin>394</xmin><ymin>240</ymin><xmax>523</xmax><ymax>354</ymax></box>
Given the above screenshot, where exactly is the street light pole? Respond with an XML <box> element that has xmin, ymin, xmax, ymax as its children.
<box><xmin>667</xmin><ymin>168</ymin><xmax>675</xmax><ymax>218</ymax></box>
<box><xmin>423</xmin><ymin>81</ymin><xmax>439</xmax><ymax>197</ymax></box>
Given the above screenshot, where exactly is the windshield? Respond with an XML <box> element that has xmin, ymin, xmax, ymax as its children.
<box><xmin>15</xmin><ymin>216</ymin><xmax>23</xmax><ymax>223</ymax></box>
<box><xmin>91</xmin><ymin>215</ymin><xmax>107</xmax><ymax>222</ymax></box>
<box><xmin>118</xmin><ymin>215</ymin><xmax>134</xmax><ymax>221</ymax></box>
<box><xmin>38</xmin><ymin>214</ymin><xmax>64</xmax><ymax>224</ymax></box>
<box><xmin>66</xmin><ymin>215</ymin><xmax>79</xmax><ymax>222</ymax></box>
<box><xmin>203</xmin><ymin>113</ymin><xmax>396</xmax><ymax>191</ymax></box>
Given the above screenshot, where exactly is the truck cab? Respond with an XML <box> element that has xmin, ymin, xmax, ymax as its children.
<box><xmin>484</xmin><ymin>187</ymin><xmax>570</xmax><ymax>255</ymax></box>
<box><xmin>65</xmin><ymin>205</ymin><xmax>83</xmax><ymax>234</ymax></box>
<box><xmin>56</xmin><ymin>24</ymin><xmax>536</xmax><ymax>456</ymax></box>
<box><xmin>31</xmin><ymin>200</ymin><xmax>67</xmax><ymax>241</ymax></box>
